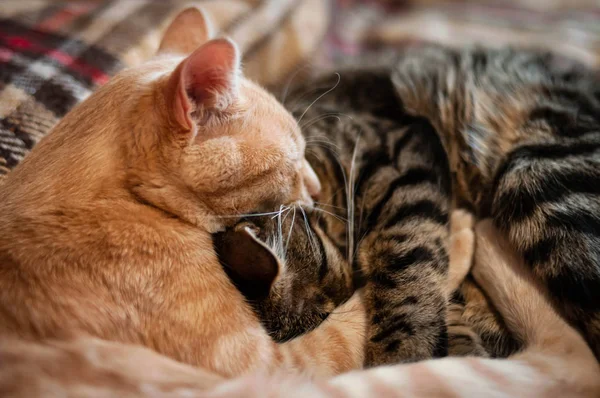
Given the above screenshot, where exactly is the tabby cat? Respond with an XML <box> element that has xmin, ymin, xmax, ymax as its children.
<box><xmin>389</xmin><ymin>45</ymin><xmax>600</xmax><ymax>358</ymax></box>
<box><xmin>277</xmin><ymin>46</ymin><xmax>600</xmax><ymax>360</ymax></box>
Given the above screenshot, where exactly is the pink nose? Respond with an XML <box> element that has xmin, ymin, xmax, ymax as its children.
<box><xmin>309</xmin><ymin>186</ymin><xmax>320</xmax><ymax>201</ymax></box>
<box><xmin>303</xmin><ymin>161</ymin><xmax>321</xmax><ymax>202</ymax></box>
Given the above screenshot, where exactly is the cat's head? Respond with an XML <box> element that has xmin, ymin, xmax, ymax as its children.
<box><xmin>34</xmin><ymin>7</ymin><xmax>319</xmax><ymax>231</ymax></box>
<box><xmin>214</xmin><ymin>207</ymin><xmax>353</xmax><ymax>342</ymax></box>
<box><xmin>127</xmin><ymin>8</ymin><xmax>322</xmax><ymax>228</ymax></box>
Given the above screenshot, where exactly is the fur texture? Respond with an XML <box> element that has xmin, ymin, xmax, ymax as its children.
<box><xmin>0</xmin><ymin>7</ymin><xmax>343</xmax><ymax>379</ymax></box>
<box><xmin>281</xmin><ymin>47</ymin><xmax>600</xmax><ymax>359</ymax></box>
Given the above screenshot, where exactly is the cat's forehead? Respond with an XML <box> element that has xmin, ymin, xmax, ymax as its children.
<box><xmin>128</xmin><ymin>56</ymin><xmax>180</xmax><ymax>82</ymax></box>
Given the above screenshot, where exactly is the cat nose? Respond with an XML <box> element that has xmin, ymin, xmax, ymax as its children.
<box><xmin>302</xmin><ymin>160</ymin><xmax>321</xmax><ymax>201</ymax></box>
<box><xmin>310</xmin><ymin>188</ymin><xmax>320</xmax><ymax>202</ymax></box>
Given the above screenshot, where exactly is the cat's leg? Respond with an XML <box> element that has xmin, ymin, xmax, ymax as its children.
<box><xmin>470</xmin><ymin>220</ymin><xmax>600</xmax><ymax>394</ymax></box>
<box><xmin>0</xmin><ymin>298</ymin><xmax>366</xmax><ymax>396</ymax></box>
<box><xmin>445</xmin><ymin>209</ymin><xmax>489</xmax><ymax>357</ymax></box>
<box><xmin>446</xmin><ymin>209</ymin><xmax>474</xmax><ymax>295</ymax></box>
<box><xmin>356</xmin><ymin>118</ymin><xmax>453</xmax><ymax>367</ymax></box>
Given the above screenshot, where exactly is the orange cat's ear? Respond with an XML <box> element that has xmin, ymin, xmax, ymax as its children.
<box><xmin>158</xmin><ymin>7</ymin><xmax>213</xmax><ymax>55</ymax></box>
<box><xmin>214</xmin><ymin>223</ymin><xmax>280</xmax><ymax>301</ymax></box>
<box><xmin>167</xmin><ymin>38</ymin><xmax>240</xmax><ymax>131</ymax></box>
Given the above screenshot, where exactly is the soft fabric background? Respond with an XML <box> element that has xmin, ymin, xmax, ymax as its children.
<box><xmin>0</xmin><ymin>0</ymin><xmax>598</xmax><ymax>175</ymax></box>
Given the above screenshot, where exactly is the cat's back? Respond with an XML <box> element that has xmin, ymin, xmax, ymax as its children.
<box><xmin>0</xmin><ymin>184</ymin><xmax>221</xmax><ymax>348</ymax></box>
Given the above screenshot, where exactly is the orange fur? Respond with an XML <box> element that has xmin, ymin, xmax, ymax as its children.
<box><xmin>0</xmin><ymin>7</ymin><xmax>331</xmax><ymax>378</ymax></box>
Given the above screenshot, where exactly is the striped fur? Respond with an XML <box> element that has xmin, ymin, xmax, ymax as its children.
<box><xmin>281</xmin><ymin>46</ymin><xmax>600</xmax><ymax>360</ymax></box>
<box><xmin>286</xmin><ymin>69</ymin><xmax>479</xmax><ymax>364</ymax></box>
<box><xmin>389</xmin><ymin>45</ymin><xmax>600</xmax><ymax>358</ymax></box>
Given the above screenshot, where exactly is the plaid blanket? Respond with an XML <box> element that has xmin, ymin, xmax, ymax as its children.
<box><xmin>315</xmin><ymin>0</ymin><xmax>600</xmax><ymax>70</ymax></box>
<box><xmin>0</xmin><ymin>0</ymin><xmax>329</xmax><ymax>175</ymax></box>
<box><xmin>0</xmin><ymin>0</ymin><xmax>599</xmax><ymax>176</ymax></box>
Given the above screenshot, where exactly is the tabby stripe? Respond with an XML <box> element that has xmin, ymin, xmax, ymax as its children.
<box><xmin>372</xmin><ymin>311</ymin><xmax>389</xmax><ymax>326</ymax></box>
<box><xmin>372</xmin><ymin>296</ymin><xmax>388</xmax><ymax>313</ymax></box>
<box><xmin>521</xmin><ymin>236</ymin><xmax>556</xmax><ymax>267</ymax></box>
<box><xmin>498</xmin><ymin>140</ymin><xmax>600</xmax><ymax>165</ymax></box>
<box><xmin>370</xmin><ymin>270</ymin><xmax>397</xmax><ymax>289</ymax></box>
<box><xmin>450</xmin><ymin>334</ymin><xmax>479</xmax><ymax>347</ymax></box>
<box><xmin>365</xmin><ymin>169</ymin><xmax>443</xmax><ymax>230</ymax></box>
<box><xmin>371</xmin><ymin>295</ymin><xmax>420</xmax><ymax>326</ymax></box>
<box><xmin>528</xmin><ymin>106</ymin><xmax>580</xmax><ymax>135</ymax></box>
<box><xmin>471</xmin><ymin>49</ymin><xmax>489</xmax><ymax>74</ymax></box>
<box><xmin>494</xmin><ymin>165</ymin><xmax>600</xmax><ymax>224</ymax></box>
<box><xmin>547</xmin><ymin>271</ymin><xmax>600</xmax><ymax>312</ymax></box>
<box><xmin>391</xmin><ymin>128</ymin><xmax>415</xmax><ymax>160</ymax></box>
<box><xmin>383</xmin><ymin>200</ymin><xmax>448</xmax><ymax>230</ymax></box>
<box><xmin>371</xmin><ymin>313</ymin><xmax>415</xmax><ymax>343</ymax></box>
<box><xmin>546</xmin><ymin>208</ymin><xmax>600</xmax><ymax>238</ymax></box>
<box><xmin>432</xmin><ymin>324</ymin><xmax>449</xmax><ymax>358</ymax></box>
<box><xmin>387</xmin><ymin>246</ymin><xmax>435</xmax><ymax>273</ymax></box>
<box><xmin>399</xmin><ymin>296</ymin><xmax>418</xmax><ymax>306</ymax></box>
<box><xmin>355</xmin><ymin>148</ymin><xmax>390</xmax><ymax>199</ymax></box>
<box><xmin>548</xmin><ymin>87</ymin><xmax>600</xmax><ymax>121</ymax></box>
<box><xmin>384</xmin><ymin>339</ymin><xmax>401</xmax><ymax>353</ymax></box>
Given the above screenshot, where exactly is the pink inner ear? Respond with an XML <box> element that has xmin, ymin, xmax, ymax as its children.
<box><xmin>169</xmin><ymin>38</ymin><xmax>240</xmax><ymax>131</ymax></box>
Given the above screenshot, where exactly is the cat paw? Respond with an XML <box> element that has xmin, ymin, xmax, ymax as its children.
<box><xmin>450</xmin><ymin>209</ymin><xmax>475</xmax><ymax>235</ymax></box>
<box><xmin>447</xmin><ymin>210</ymin><xmax>476</xmax><ymax>294</ymax></box>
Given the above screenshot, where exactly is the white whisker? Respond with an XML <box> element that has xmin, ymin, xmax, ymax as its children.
<box><xmin>297</xmin><ymin>73</ymin><xmax>341</xmax><ymax>124</ymax></box>
<box><xmin>270</xmin><ymin>205</ymin><xmax>291</xmax><ymax>219</ymax></box>
<box><xmin>299</xmin><ymin>206</ymin><xmax>318</xmax><ymax>254</ymax></box>
<box><xmin>280</xmin><ymin>62</ymin><xmax>316</xmax><ymax>105</ymax></box>
<box><xmin>347</xmin><ymin>135</ymin><xmax>361</xmax><ymax>266</ymax></box>
<box><xmin>285</xmin><ymin>206</ymin><xmax>297</xmax><ymax>255</ymax></box>
<box><xmin>275</xmin><ymin>204</ymin><xmax>286</xmax><ymax>261</ymax></box>
<box><xmin>217</xmin><ymin>209</ymin><xmax>289</xmax><ymax>218</ymax></box>
<box><xmin>288</xmin><ymin>81</ymin><xmax>340</xmax><ymax>113</ymax></box>
<box><xmin>301</xmin><ymin>112</ymin><xmax>355</xmax><ymax>130</ymax></box>
<box><xmin>314</xmin><ymin>201</ymin><xmax>346</xmax><ymax>211</ymax></box>
<box><xmin>306</xmin><ymin>142</ymin><xmax>340</xmax><ymax>153</ymax></box>
<box><xmin>313</xmin><ymin>207</ymin><xmax>347</xmax><ymax>223</ymax></box>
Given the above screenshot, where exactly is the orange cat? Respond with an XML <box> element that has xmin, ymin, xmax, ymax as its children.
<box><xmin>0</xmin><ymin>7</ymin><xmax>367</xmax><ymax>379</ymax></box>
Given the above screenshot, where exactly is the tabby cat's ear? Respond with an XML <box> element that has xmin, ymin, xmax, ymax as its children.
<box><xmin>158</xmin><ymin>7</ymin><xmax>213</xmax><ymax>55</ymax></box>
<box><xmin>214</xmin><ymin>223</ymin><xmax>280</xmax><ymax>301</ymax></box>
<box><xmin>166</xmin><ymin>38</ymin><xmax>240</xmax><ymax>132</ymax></box>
